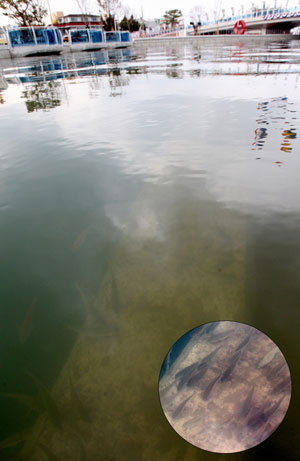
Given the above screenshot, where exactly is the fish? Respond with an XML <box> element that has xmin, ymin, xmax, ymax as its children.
<box><xmin>263</xmin><ymin>396</ymin><xmax>285</xmax><ymax>420</ymax></box>
<box><xmin>69</xmin><ymin>377</ymin><xmax>91</xmax><ymax>423</ymax></box>
<box><xmin>65</xmin><ymin>325</ymin><xmax>110</xmax><ymax>340</ymax></box>
<box><xmin>207</xmin><ymin>329</ymin><xmax>235</xmax><ymax>344</ymax></box>
<box><xmin>257</xmin><ymin>347</ymin><xmax>278</xmax><ymax>369</ymax></box>
<box><xmin>19</xmin><ymin>297</ymin><xmax>37</xmax><ymax>344</ymax></box>
<box><xmin>37</xmin><ymin>443</ymin><xmax>62</xmax><ymax>460</ymax></box>
<box><xmin>182</xmin><ymin>414</ymin><xmax>203</xmax><ymax>431</ymax></box>
<box><xmin>0</xmin><ymin>392</ymin><xmax>42</xmax><ymax>413</ymax></box>
<box><xmin>266</xmin><ymin>362</ymin><xmax>286</xmax><ymax>381</ymax></box>
<box><xmin>201</xmin><ymin>345</ymin><xmax>222</xmax><ymax>363</ymax></box>
<box><xmin>165</xmin><ymin>350</ymin><xmax>171</xmax><ymax>372</ymax></box>
<box><xmin>175</xmin><ymin>362</ymin><xmax>199</xmax><ymax>380</ymax></box>
<box><xmin>159</xmin><ymin>380</ymin><xmax>174</xmax><ymax>397</ymax></box>
<box><xmin>248</xmin><ymin>396</ymin><xmax>285</xmax><ymax>430</ymax></box>
<box><xmin>18</xmin><ymin>414</ymin><xmax>47</xmax><ymax>460</ymax></box>
<box><xmin>238</xmin><ymin>385</ymin><xmax>255</xmax><ymax>418</ymax></box>
<box><xmin>186</xmin><ymin>362</ymin><xmax>209</xmax><ymax>388</ymax></box>
<box><xmin>235</xmin><ymin>334</ymin><xmax>251</xmax><ymax>352</ymax></box>
<box><xmin>204</xmin><ymin>322</ymin><xmax>220</xmax><ymax>334</ymax></box>
<box><xmin>76</xmin><ymin>284</ymin><xmax>90</xmax><ymax>310</ymax></box>
<box><xmin>72</xmin><ymin>226</ymin><xmax>94</xmax><ymax>253</ymax></box>
<box><xmin>24</xmin><ymin>370</ymin><xmax>62</xmax><ymax>428</ymax></box>
<box><xmin>76</xmin><ymin>284</ymin><xmax>104</xmax><ymax>324</ymax></box>
<box><xmin>0</xmin><ymin>428</ymin><xmax>31</xmax><ymax>448</ymax></box>
<box><xmin>110</xmin><ymin>272</ymin><xmax>124</xmax><ymax>312</ymax></box>
<box><xmin>172</xmin><ymin>394</ymin><xmax>193</xmax><ymax>420</ymax></box>
<box><xmin>220</xmin><ymin>349</ymin><xmax>242</xmax><ymax>382</ymax></box>
<box><xmin>247</xmin><ymin>409</ymin><xmax>266</xmax><ymax>430</ymax></box>
<box><xmin>272</xmin><ymin>377</ymin><xmax>291</xmax><ymax>394</ymax></box>
<box><xmin>177</xmin><ymin>346</ymin><xmax>221</xmax><ymax>390</ymax></box>
<box><xmin>70</xmin><ymin>431</ymin><xmax>88</xmax><ymax>461</ymax></box>
<box><xmin>202</xmin><ymin>372</ymin><xmax>222</xmax><ymax>401</ymax></box>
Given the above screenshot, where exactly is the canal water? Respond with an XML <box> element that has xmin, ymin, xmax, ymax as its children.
<box><xmin>0</xmin><ymin>38</ymin><xmax>300</xmax><ymax>460</ymax></box>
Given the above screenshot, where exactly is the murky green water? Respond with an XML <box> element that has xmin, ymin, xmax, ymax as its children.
<box><xmin>0</xmin><ymin>39</ymin><xmax>300</xmax><ymax>460</ymax></box>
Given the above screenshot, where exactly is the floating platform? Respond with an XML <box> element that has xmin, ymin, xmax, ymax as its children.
<box><xmin>0</xmin><ymin>27</ymin><xmax>131</xmax><ymax>59</ymax></box>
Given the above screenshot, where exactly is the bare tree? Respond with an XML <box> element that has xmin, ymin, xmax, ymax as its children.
<box><xmin>190</xmin><ymin>4</ymin><xmax>206</xmax><ymax>22</ymax></box>
<box><xmin>97</xmin><ymin>0</ymin><xmax>122</xmax><ymax>18</ymax></box>
<box><xmin>76</xmin><ymin>0</ymin><xmax>93</xmax><ymax>15</ymax></box>
<box><xmin>210</xmin><ymin>0</ymin><xmax>223</xmax><ymax>21</ymax></box>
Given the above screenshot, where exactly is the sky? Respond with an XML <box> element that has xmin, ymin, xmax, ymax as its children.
<box><xmin>0</xmin><ymin>0</ymin><xmax>298</xmax><ymax>26</ymax></box>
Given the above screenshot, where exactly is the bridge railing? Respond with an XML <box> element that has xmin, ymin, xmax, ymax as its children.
<box><xmin>138</xmin><ymin>26</ymin><xmax>185</xmax><ymax>38</ymax></box>
<box><xmin>201</xmin><ymin>6</ymin><xmax>300</xmax><ymax>26</ymax></box>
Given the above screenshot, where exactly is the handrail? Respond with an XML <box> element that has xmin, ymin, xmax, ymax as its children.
<box><xmin>200</xmin><ymin>6</ymin><xmax>300</xmax><ymax>26</ymax></box>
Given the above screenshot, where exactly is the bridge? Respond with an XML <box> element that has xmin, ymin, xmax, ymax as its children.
<box><xmin>192</xmin><ymin>6</ymin><xmax>300</xmax><ymax>36</ymax></box>
<box><xmin>137</xmin><ymin>6</ymin><xmax>300</xmax><ymax>39</ymax></box>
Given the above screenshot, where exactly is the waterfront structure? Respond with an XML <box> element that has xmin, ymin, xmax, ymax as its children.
<box><xmin>188</xmin><ymin>6</ymin><xmax>300</xmax><ymax>35</ymax></box>
<box><xmin>56</xmin><ymin>14</ymin><xmax>103</xmax><ymax>36</ymax></box>
<box><xmin>4</xmin><ymin>26</ymin><xmax>64</xmax><ymax>57</ymax></box>
<box><xmin>0</xmin><ymin>27</ymin><xmax>131</xmax><ymax>58</ymax></box>
<box><xmin>64</xmin><ymin>30</ymin><xmax>131</xmax><ymax>51</ymax></box>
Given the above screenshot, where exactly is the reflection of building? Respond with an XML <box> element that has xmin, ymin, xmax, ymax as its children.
<box><xmin>56</xmin><ymin>14</ymin><xmax>103</xmax><ymax>35</ymax></box>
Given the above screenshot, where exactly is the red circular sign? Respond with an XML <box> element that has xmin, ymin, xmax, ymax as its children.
<box><xmin>234</xmin><ymin>20</ymin><xmax>246</xmax><ymax>34</ymax></box>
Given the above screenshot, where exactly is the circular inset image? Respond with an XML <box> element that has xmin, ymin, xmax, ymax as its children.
<box><xmin>159</xmin><ymin>321</ymin><xmax>291</xmax><ymax>453</ymax></box>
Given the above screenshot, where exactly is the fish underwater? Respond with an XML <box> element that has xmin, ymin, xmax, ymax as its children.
<box><xmin>37</xmin><ymin>443</ymin><xmax>62</xmax><ymax>461</ymax></box>
<box><xmin>69</xmin><ymin>377</ymin><xmax>92</xmax><ymax>423</ymax></box>
<box><xmin>235</xmin><ymin>334</ymin><xmax>251</xmax><ymax>352</ymax></box>
<box><xmin>272</xmin><ymin>377</ymin><xmax>291</xmax><ymax>395</ymax></box>
<box><xmin>202</xmin><ymin>372</ymin><xmax>222</xmax><ymax>401</ymax></box>
<box><xmin>24</xmin><ymin>370</ymin><xmax>62</xmax><ymax>428</ymax></box>
<box><xmin>0</xmin><ymin>428</ymin><xmax>32</xmax><ymax>449</ymax></box>
<box><xmin>207</xmin><ymin>329</ymin><xmax>235</xmax><ymax>345</ymax></box>
<box><xmin>257</xmin><ymin>347</ymin><xmax>278</xmax><ymax>369</ymax></box>
<box><xmin>247</xmin><ymin>396</ymin><xmax>285</xmax><ymax>430</ymax></box>
<box><xmin>238</xmin><ymin>385</ymin><xmax>255</xmax><ymax>418</ymax></box>
<box><xmin>263</xmin><ymin>396</ymin><xmax>285</xmax><ymax>420</ymax></box>
<box><xmin>186</xmin><ymin>362</ymin><xmax>209</xmax><ymax>388</ymax></box>
<box><xmin>0</xmin><ymin>392</ymin><xmax>42</xmax><ymax>414</ymax></box>
<box><xmin>75</xmin><ymin>284</ymin><xmax>105</xmax><ymax>325</ymax></box>
<box><xmin>204</xmin><ymin>322</ymin><xmax>220</xmax><ymax>335</ymax></box>
<box><xmin>183</xmin><ymin>416</ymin><xmax>203</xmax><ymax>431</ymax></box>
<box><xmin>172</xmin><ymin>394</ymin><xmax>193</xmax><ymax>420</ymax></box>
<box><xmin>266</xmin><ymin>362</ymin><xmax>286</xmax><ymax>381</ymax></box>
<box><xmin>176</xmin><ymin>346</ymin><xmax>221</xmax><ymax>391</ymax></box>
<box><xmin>72</xmin><ymin>225</ymin><xmax>96</xmax><ymax>253</ymax></box>
<box><xmin>175</xmin><ymin>362</ymin><xmax>199</xmax><ymax>381</ymax></box>
<box><xmin>110</xmin><ymin>271</ymin><xmax>124</xmax><ymax>312</ymax></box>
<box><xmin>19</xmin><ymin>297</ymin><xmax>37</xmax><ymax>344</ymax></box>
<box><xmin>220</xmin><ymin>349</ymin><xmax>242</xmax><ymax>382</ymax></box>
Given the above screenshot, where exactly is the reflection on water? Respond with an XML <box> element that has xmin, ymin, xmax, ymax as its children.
<box><xmin>0</xmin><ymin>38</ymin><xmax>300</xmax><ymax>459</ymax></box>
<box><xmin>252</xmin><ymin>97</ymin><xmax>298</xmax><ymax>159</ymax></box>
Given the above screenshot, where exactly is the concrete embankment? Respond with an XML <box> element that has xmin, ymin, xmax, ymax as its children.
<box><xmin>134</xmin><ymin>33</ymin><xmax>300</xmax><ymax>44</ymax></box>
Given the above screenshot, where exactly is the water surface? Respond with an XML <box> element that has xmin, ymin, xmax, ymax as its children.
<box><xmin>0</xmin><ymin>39</ymin><xmax>300</xmax><ymax>460</ymax></box>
